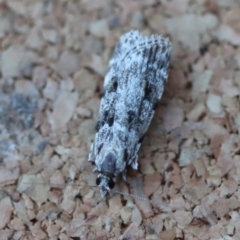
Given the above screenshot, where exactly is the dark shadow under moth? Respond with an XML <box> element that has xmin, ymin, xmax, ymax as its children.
<box><xmin>88</xmin><ymin>30</ymin><xmax>172</xmax><ymax>197</ymax></box>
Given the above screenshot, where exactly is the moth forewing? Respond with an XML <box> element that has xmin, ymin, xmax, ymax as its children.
<box><xmin>88</xmin><ymin>30</ymin><xmax>172</xmax><ymax>197</ymax></box>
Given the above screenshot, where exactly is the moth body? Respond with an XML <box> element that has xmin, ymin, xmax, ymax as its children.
<box><xmin>88</xmin><ymin>30</ymin><xmax>171</xmax><ymax>197</ymax></box>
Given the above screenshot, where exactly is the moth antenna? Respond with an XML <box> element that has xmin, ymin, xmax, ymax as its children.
<box><xmin>110</xmin><ymin>189</ymin><xmax>171</xmax><ymax>212</ymax></box>
<box><xmin>21</xmin><ymin>181</ymin><xmax>98</xmax><ymax>189</ymax></box>
<box><xmin>111</xmin><ymin>189</ymin><xmax>150</xmax><ymax>202</ymax></box>
<box><xmin>22</xmin><ymin>182</ymin><xmax>171</xmax><ymax>211</ymax></box>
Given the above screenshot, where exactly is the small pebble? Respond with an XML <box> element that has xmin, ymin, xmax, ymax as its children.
<box><xmin>88</xmin><ymin>19</ymin><xmax>109</xmax><ymax>38</ymax></box>
<box><xmin>48</xmin><ymin>91</ymin><xmax>78</xmax><ymax>131</ymax></box>
<box><xmin>1</xmin><ymin>46</ymin><xmax>37</xmax><ymax>78</ymax></box>
<box><xmin>56</xmin><ymin>51</ymin><xmax>80</xmax><ymax>77</ymax></box>
<box><xmin>207</xmin><ymin>93</ymin><xmax>222</xmax><ymax>114</ymax></box>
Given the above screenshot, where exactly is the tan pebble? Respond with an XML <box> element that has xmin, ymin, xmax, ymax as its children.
<box><xmin>1</xmin><ymin>45</ymin><xmax>37</xmax><ymax>78</ymax></box>
<box><xmin>26</xmin><ymin>27</ymin><xmax>44</xmax><ymax>49</ymax></box>
<box><xmin>46</xmin><ymin>223</ymin><xmax>61</xmax><ymax>238</ymax></box>
<box><xmin>220</xmin><ymin>79</ymin><xmax>239</xmax><ymax>97</ymax></box>
<box><xmin>66</xmin><ymin>215</ymin><xmax>86</xmax><ymax>237</ymax></box>
<box><xmin>78</xmin><ymin>119</ymin><xmax>96</xmax><ymax>145</ymax></box>
<box><xmin>54</xmin><ymin>145</ymin><xmax>71</xmax><ymax>156</ymax></box>
<box><xmin>14</xmin><ymin>199</ymin><xmax>30</xmax><ymax>224</ymax></box>
<box><xmin>108</xmin><ymin>195</ymin><xmax>122</xmax><ymax>214</ymax></box>
<box><xmin>131</xmin><ymin>207</ymin><xmax>142</xmax><ymax>227</ymax></box>
<box><xmin>0</xmin><ymin>167</ymin><xmax>19</xmax><ymax>186</ymax></box>
<box><xmin>89</xmin><ymin>201</ymin><xmax>108</xmax><ymax>216</ymax></box>
<box><xmin>76</xmin><ymin>106</ymin><xmax>91</xmax><ymax>118</ymax></box>
<box><xmin>48</xmin><ymin>91</ymin><xmax>78</xmax><ymax>131</ymax></box>
<box><xmin>227</xmin><ymin>196</ymin><xmax>240</xmax><ymax>210</ymax></box>
<box><xmin>42</xmin><ymin>29</ymin><xmax>60</xmax><ymax>44</ymax></box>
<box><xmin>146</xmin><ymin>234</ymin><xmax>159</xmax><ymax>240</ymax></box>
<box><xmin>216</xmin><ymin>24</ymin><xmax>240</xmax><ymax>45</ymax></box>
<box><xmin>22</xmin><ymin>194</ymin><xmax>34</xmax><ymax>210</ymax></box>
<box><xmin>174</xmin><ymin>210</ymin><xmax>193</xmax><ymax>227</ymax></box>
<box><xmin>0</xmin><ymin>188</ymin><xmax>9</xmax><ymax>201</ymax></box>
<box><xmin>32</xmin><ymin>66</ymin><xmax>49</xmax><ymax>89</ymax></box>
<box><xmin>74</xmin><ymin>201</ymin><xmax>92</xmax><ymax>216</ymax></box>
<box><xmin>83</xmin><ymin>189</ymin><xmax>94</xmax><ymax>201</ymax></box>
<box><xmin>69</xmin><ymin>165</ymin><xmax>77</xmax><ymax>180</ymax></box>
<box><xmin>11</xmin><ymin>217</ymin><xmax>25</xmax><ymax>231</ymax></box>
<box><xmin>131</xmin><ymin>180</ymin><xmax>154</xmax><ymax>218</ymax></box>
<box><xmin>40</xmin><ymin>121</ymin><xmax>51</xmax><ymax>137</ymax></box>
<box><xmin>130</xmin><ymin>11</ymin><xmax>144</xmax><ymax>29</ymax></box>
<box><xmin>170</xmin><ymin>194</ymin><xmax>185</xmax><ymax>210</ymax></box>
<box><xmin>159</xmin><ymin>229</ymin><xmax>176</xmax><ymax>240</ymax></box>
<box><xmin>60</xmin><ymin>198</ymin><xmax>76</xmax><ymax>214</ymax></box>
<box><xmin>48</xmin><ymin>189</ymin><xmax>62</xmax><ymax>205</ymax></box>
<box><xmin>31</xmin><ymin>223</ymin><xmax>47</xmax><ymax>240</ymax></box>
<box><xmin>143</xmin><ymin>172</ymin><xmax>161</xmax><ymax>197</ymax></box>
<box><xmin>81</xmin><ymin>0</ymin><xmax>111</xmax><ymax>11</ymax></box>
<box><xmin>89</xmin><ymin>54</ymin><xmax>107</xmax><ymax>76</ymax></box>
<box><xmin>88</xmin><ymin>19</ymin><xmax>109</xmax><ymax>38</ymax></box>
<box><xmin>60</xmin><ymin>78</ymin><xmax>74</xmax><ymax>92</ymax></box>
<box><xmin>192</xmin><ymin>70</ymin><xmax>212</xmax><ymax>99</ymax></box>
<box><xmin>43</xmin><ymin>79</ymin><xmax>58</xmax><ymax>100</ymax></box>
<box><xmin>147</xmin><ymin>14</ymin><xmax>166</xmax><ymax>33</ymax></box>
<box><xmin>207</xmin><ymin>93</ymin><xmax>222</xmax><ymax>114</ymax></box>
<box><xmin>0</xmin><ymin>197</ymin><xmax>13</xmax><ymax>229</ymax></box>
<box><xmin>0</xmin><ymin>229</ymin><xmax>14</xmax><ymax>239</ymax></box>
<box><xmin>73</xmin><ymin>68</ymin><xmax>98</xmax><ymax>93</ymax></box>
<box><xmin>166</xmin><ymin>14</ymin><xmax>218</xmax><ymax>51</ymax></box>
<box><xmin>120</xmin><ymin>223</ymin><xmax>145</xmax><ymax>240</ymax></box>
<box><xmin>206</xmin><ymin>176</ymin><xmax>221</xmax><ymax>187</ymax></box>
<box><xmin>163</xmin><ymin>105</ymin><xmax>184</xmax><ymax>132</ymax></box>
<box><xmin>187</xmin><ymin>102</ymin><xmax>206</xmax><ymax>121</ymax></box>
<box><xmin>18</xmin><ymin>174</ymin><xmax>50</xmax><ymax>205</ymax></box>
<box><xmin>15</xmin><ymin>79</ymin><xmax>39</xmax><ymax>97</ymax></box>
<box><xmin>193</xmin><ymin>159</ymin><xmax>207</xmax><ymax>177</ymax></box>
<box><xmin>199</xmin><ymin>203</ymin><xmax>218</xmax><ymax>225</ymax></box>
<box><xmin>85</xmin><ymin>98</ymin><xmax>100</xmax><ymax>121</ymax></box>
<box><xmin>120</xmin><ymin>206</ymin><xmax>132</xmax><ymax>225</ymax></box>
<box><xmin>50</xmin><ymin>170</ymin><xmax>65</xmax><ymax>188</ymax></box>
<box><xmin>211</xmin><ymin>199</ymin><xmax>230</xmax><ymax>218</ymax></box>
<box><xmin>139</xmin><ymin>158</ymin><xmax>155</xmax><ymax>175</ymax></box>
<box><xmin>220</xmin><ymin>178</ymin><xmax>238</xmax><ymax>197</ymax></box>
<box><xmin>178</xmin><ymin>148</ymin><xmax>199</xmax><ymax>167</ymax></box>
<box><xmin>104</xmin><ymin>217</ymin><xmax>113</xmax><ymax>232</ymax></box>
<box><xmin>58</xmin><ymin>233</ymin><xmax>71</xmax><ymax>240</ymax></box>
<box><xmin>56</xmin><ymin>50</ymin><xmax>80</xmax><ymax>77</ymax></box>
<box><xmin>151</xmin><ymin>214</ymin><xmax>163</xmax><ymax>234</ymax></box>
<box><xmin>163</xmin><ymin>216</ymin><xmax>177</xmax><ymax>230</ymax></box>
<box><xmin>46</xmin><ymin>46</ymin><xmax>59</xmax><ymax>60</ymax></box>
<box><xmin>162</xmin><ymin>0</ymin><xmax>189</xmax><ymax>14</ymax></box>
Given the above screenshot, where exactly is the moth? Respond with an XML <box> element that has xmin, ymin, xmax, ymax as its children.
<box><xmin>88</xmin><ymin>30</ymin><xmax>171</xmax><ymax>197</ymax></box>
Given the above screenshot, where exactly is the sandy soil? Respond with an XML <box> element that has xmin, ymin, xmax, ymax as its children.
<box><xmin>0</xmin><ymin>0</ymin><xmax>240</xmax><ymax>239</ymax></box>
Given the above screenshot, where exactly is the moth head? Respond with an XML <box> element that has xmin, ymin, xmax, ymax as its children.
<box><xmin>94</xmin><ymin>151</ymin><xmax>119</xmax><ymax>196</ymax></box>
<box><xmin>96</xmin><ymin>173</ymin><xmax>115</xmax><ymax>197</ymax></box>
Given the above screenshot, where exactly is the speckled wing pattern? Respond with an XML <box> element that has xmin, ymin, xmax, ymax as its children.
<box><xmin>88</xmin><ymin>30</ymin><xmax>171</xmax><ymax>197</ymax></box>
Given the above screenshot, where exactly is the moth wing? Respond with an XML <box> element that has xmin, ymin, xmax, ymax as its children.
<box><xmin>114</xmin><ymin>32</ymin><xmax>171</xmax><ymax>168</ymax></box>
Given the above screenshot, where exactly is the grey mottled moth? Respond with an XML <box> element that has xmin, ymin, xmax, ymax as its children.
<box><xmin>88</xmin><ymin>30</ymin><xmax>171</xmax><ymax>197</ymax></box>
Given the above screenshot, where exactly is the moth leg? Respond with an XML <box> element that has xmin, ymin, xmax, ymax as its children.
<box><xmin>131</xmin><ymin>156</ymin><xmax>138</xmax><ymax>170</ymax></box>
<box><xmin>121</xmin><ymin>169</ymin><xmax>127</xmax><ymax>181</ymax></box>
<box><xmin>88</xmin><ymin>142</ymin><xmax>95</xmax><ymax>162</ymax></box>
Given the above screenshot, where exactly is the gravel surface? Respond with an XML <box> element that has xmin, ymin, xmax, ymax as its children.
<box><xmin>0</xmin><ymin>0</ymin><xmax>240</xmax><ymax>239</ymax></box>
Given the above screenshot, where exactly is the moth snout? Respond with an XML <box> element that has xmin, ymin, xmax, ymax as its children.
<box><xmin>96</xmin><ymin>174</ymin><xmax>115</xmax><ymax>197</ymax></box>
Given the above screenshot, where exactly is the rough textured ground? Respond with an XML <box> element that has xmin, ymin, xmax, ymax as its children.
<box><xmin>0</xmin><ymin>0</ymin><xmax>240</xmax><ymax>239</ymax></box>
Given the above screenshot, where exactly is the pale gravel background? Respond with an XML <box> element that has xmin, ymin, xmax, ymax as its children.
<box><xmin>0</xmin><ymin>0</ymin><xmax>240</xmax><ymax>239</ymax></box>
